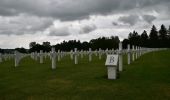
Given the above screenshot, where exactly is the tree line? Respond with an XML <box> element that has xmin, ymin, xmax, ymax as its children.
<box><xmin>0</xmin><ymin>24</ymin><xmax>170</xmax><ymax>53</ymax></box>
<box><xmin>29</xmin><ymin>36</ymin><xmax>120</xmax><ymax>52</ymax></box>
<box><xmin>123</xmin><ymin>24</ymin><xmax>170</xmax><ymax>48</ymax></box>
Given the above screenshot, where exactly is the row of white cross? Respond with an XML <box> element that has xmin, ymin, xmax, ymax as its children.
<box><xmin>0</xmin><ymin>42</ymin><xmax>167</xmax><ymax>70</ymax></box>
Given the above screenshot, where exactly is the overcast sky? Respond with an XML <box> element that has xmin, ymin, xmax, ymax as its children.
<box><xmin>0</xmin><ymin>0</ymin><xmax>170</xmax><ymax>49</ymax></box>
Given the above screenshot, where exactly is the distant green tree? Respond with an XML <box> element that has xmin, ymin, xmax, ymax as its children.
<box><xmin>29</xmin><ymin>42</ymin><xmax>36</xmax><ymax>49</ymax></box>
<box><xmin>15</xmin><ymin>47</ymin><xmax>27</xmax><ymax>53</ymax></box>
<box><xmin>122</xmin><ymin>39</ymin><xmax>129</xmax><ymax>49</ymax></box>
<box><xmin>42</xmin><ymin>41</ymin><xmax>51</xmax><ymax>52</ymax></box>
<box><xmin>0</xmin><ymin>48</ymin><xmax>4</xmax><ymax>53</ymax></box>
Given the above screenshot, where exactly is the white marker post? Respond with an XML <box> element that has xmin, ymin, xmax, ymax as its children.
<box><xmin>127</xmin><ymin>44</ymin><xmax>131</xmax><ymax>65</ymax></box>
<box><xmin>70</xmin><ymin>50</ymin><xmax>73</xmax><ymax>60</ymax></box>
<box><xmin>40</xmin><ymin>50</ymin><xmax>43</xmax><ymax>64</ymax></box>
<box><xmin>105</xmin><ymin>55</ymin><xmax>119</xmax><ymax>79</ymax></box>
<box><xmin>14</xmin><ymin>51</ymin><xmax>19</xmax><ymax>67</ymax></box>
<box><xmin>74</xmin><ymin>48</ymin><xmax>78</xmax><ymax>64</ymax></box>
<box><xmin>36</xmin><ymin>51</ymin><xmax>38</xmax><ymax>61</ymax></box>
<box><xmin>118</xmin><ymin>42</ymin><xmax>123</xmax><ymax>71</ymax></box>
<box><xmin>136</xmin><ymin>46</ymin><xmax>138</xmax><ymax>59</ymax></box>
<box><xmin>57</xmin><ymin>50</ymin><xmax>61</xmax><ymax>61</ymax></box>
<box><xmin>81</xmin><ymin>50</ymin><xmax>83</xmax><ymax>59</ymax></box>
<box><xmin>95</xmin><ymin>50</ymin><xmax>98</xmax><ymax>56</ymax></box>
<box><xmin>139</xmin><ymin>47</ymin><xmax>142</xmax><ymax>57</ymax></box>
<box><xmin>51</xmin><ymin>47</ymin><xmax>56</xmax><ymax>69</ymax></box>
<box><xmin>99</xmin><ymin>48</ymin><xmax>102</xmax><ymax>60</ymax></box>
<box><xmin>132</xmin><ymin>45</ymin><xmax>135</xmax><ymax>61</ymax></box>
<box><xmin>89</xmin><ymin>48</ymin><xmax>92</xmax><ymax>62</ymax></box>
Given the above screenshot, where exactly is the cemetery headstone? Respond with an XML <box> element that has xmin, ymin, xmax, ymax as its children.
<box><xmin>51</xmin><ymin>48</ymin><xmax>56</xmax><ymax>69</ymax></box>
<box><xmin>105</xmin><ymin>55</ymin><xmax>119</xmax><ymax>79</ymax></box>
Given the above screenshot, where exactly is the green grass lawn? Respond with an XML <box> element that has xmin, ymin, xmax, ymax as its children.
<box><xmin>0</xmin><ymin>50</ymin><xmax>170</xmax><ymax>100</ymax></box>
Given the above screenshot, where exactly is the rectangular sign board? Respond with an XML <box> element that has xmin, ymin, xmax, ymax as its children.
<box><xmin>105</xmin><ymin>55</ymin><xmax>119</xmax><ymax>66</ymax></box>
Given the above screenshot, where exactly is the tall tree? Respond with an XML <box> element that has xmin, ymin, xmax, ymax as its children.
<box><xmin>141</xmin><ymin>30</ymin><xmax>149</xmax><ymax>47</ymax></box>
<box><xmin>42</xmin><ymin>41</ymin><xmax>51</xmax><ymax>52</ymax></box>
<box><xmin>159</xmin><ymin>24</ymin><xmax>168</xmax><ymax>47</ymax></box>
<box><xmin>128</xmin><ymin>31</ymin><xmax>141</xmax><ymax>46</ymax></box>
<box><xmin>29</xmin><ymin>42</ymin><xmax>36</xmax><ymax>49</ymax></box>
<box><xmin>149</xmin><ymin>25</ymin><xmax>159</xmax><ymax>47</ymax></box>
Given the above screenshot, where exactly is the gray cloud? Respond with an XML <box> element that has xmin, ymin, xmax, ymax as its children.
<box><xmin>49</xmin><ymin>26</ymin><xmax>71</xmax><ymax>36</ymax></box>
<box><xmin>112</xmin><ymin>22</ymin><xmax>119</xmax><ymax>26</ymax></box>
<box><xmin>142</xmin><ymin>15</ymin><xmax>156</xmax><ymax>24</ymax></box>
<box><xmin>80</xmin><ymin>24</ymin><xmax>97</xmax><ymax>34</ymax></box>
<box><xmin>0</xmin><ymin>15</ymin><xmax>53</xmax><ymax>35</ymax></box>
<box><xmin>0</xmin><ymin>0</ymin><xmax>170</xmax><ymax>45</ymax></box>
<box><xmin>118</xmin><ymin>15</ymin><xmax>140</xmax><ymax>25</ymax></box>
<box><xmin>0</xmin><ymin>0</ymin><xmax>169</xmax><ymax>21</ymax></box>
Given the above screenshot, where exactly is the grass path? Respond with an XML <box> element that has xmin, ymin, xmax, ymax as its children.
<box><xmin>0</xmin><ymin>50</ymin><xmax>170</xmax><ymax>100</ymax></box>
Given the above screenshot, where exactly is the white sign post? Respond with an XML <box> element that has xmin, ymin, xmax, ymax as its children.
<box><xmin>135</xmin><ymin>46</ymin><xmax>138</xmax><ymax>59</ymax></box>
<box><xmin>80</xmin><ymin>50</ymin><xmax>84</xmax><ymax>58</ymax></box>
<box><xmin>14</xmin><ymin>51</ymin><xmax>19</xmax><ymax>67</ymax></box>
<box><xmin>40</xmin><ymin>50</ymin><xmax>43</xmax><ymax>64</ymax></box>
<box><xmin>89</xmin><ymin>48</ymin><xmax>92</xmax><ymax>62</ymax></box>
<box><xmin>118</xmin><ymin>42</ymin><xmax>123</xmax><ymax>71</ymax></box>
<box><xmin>127</xmin><ymin>44</ymin><xmax>131</xmax><ymax>65</ymax></box>
<box><xmin>132</xmin><ymin>45</ymin><xmax>135</xmax><ymax>61</ymax></box>
<box><xmin>74</xmin><ymin>48</ymin><xmax>78</xmax><ymax>64</ymax></box>
<box><xmin>34</xmin><ymin>51</ymin><xmax>38</xmax><ymax>61</ymax></box>
<box><xmin>99</xmin><ymin>48</ymin><xmax>102</xmax><ymax>60</ymax></box>
<box><xmin>57</xmin><ymin>50</ymin><xmax>61</xmax><ymax>61</ymax></box>
<box><xmin>51</xmin><ymin>47</ymin><xmax>56</xmax><ymax>69</ymax></box>
<box><xmin>105</xmin><ymin>55</ymin><xmax>119</xmax><ymax>79</ymax></box>
<box><xmin>70</xmin><ymin>50</ymin><xmax>73</xmax><ymax>60</ymax></box>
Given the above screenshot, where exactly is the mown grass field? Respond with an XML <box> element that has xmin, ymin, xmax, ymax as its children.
<box><xmin>0</xmin><ymin>50</ymin><xmax>170</xmax><ymax>100</ymax></box>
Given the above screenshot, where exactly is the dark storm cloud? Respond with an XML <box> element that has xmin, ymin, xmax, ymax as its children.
<box><xmin>118</xmin><ymin>15</ymin><xmax>140</xmax><ymax>25</ymax></box>
<box><xmin>80</xmin><ymin>24</ymin><xmax>97</xmax><ymax>34</ymax></box>
<box><xmin>0</xmin><ymin>0</ymin><xmax>169</xmax><ymax>21</ymax></box>
<box><xmin>112</xmin><ymin>22</ymin><xmax>119</xmax><ymax>26</ymax></box>
<box><xmin>0</xmin><ymin>15</ymin><xmax>53</xmax><ymax>35</ymax></box>
<box><xmin>49</xmin><ymin>26</ymin><xmax>71</xmax><ymax>36</ymax></box>
<box><xmin>142</xmin><ymin>15</ymin><xmax>156</xmax><ymax>24</ymax></box>
<box><xmin>0</xmin><ymin>0</ymin><xmax>169</xmax><ymax>36</ymax></box>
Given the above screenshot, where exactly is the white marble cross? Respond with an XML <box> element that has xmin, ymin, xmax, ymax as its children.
<box><xmin>99</xmin><ymin>48</ymin><xmax>102</xmax><ymax>60</ymax></box>
<box><xmin>135</xmin><ymin>46</ymin><xmax>138</xmax><ymax>59</ymax></box>
<box><xmin>70</xmin><ymin>50</ymin><xmax>73</xmax><ymax>60</ymax></box>
<box><xmin>80</xmin><ymin>50</ymin><xmax>84</xmax><ymax>59</ymax></box>
<box><xmin>14</xmin><ymin>51</ymin><xmax>20</xmax><ymax>67</ymax></box>
<box><xmin>74</xmin><ymin>48</ymin><xmax>78</xmax><ymax>64</ymax></box>
<box><xmin>89</xmin><ymin>48</ymin><xmax>92</xmax><ymax>62</ymax></box>
<box><xmin>132</xmin><ymin>45</ymin><xmax>135</xmax><ymax>61</ymax></box>
<box><xmin>51</xmin><ymin>47</ymin><xmax>56</xmax><ymax>69</ymax></box>
<box><xmin>34</xmin><ymin>51</ymin><xmax>38</xmax><ymax>61</ymax></box>
<box><xmin>127</xmin><ymin>44</ymin><xmax>131</xmax><ymax>65</ymax></box>
<box><xmin>57</xmin><ymin>50</ymin><xmax>61</xmax><ymax>61</ymax></box>
<box><xmin>40</xmin><ymin>50</ymin><xmax>43</xmax><ymax>64</ymax></box>
<box><xmin>118</xmin><ymin>42</ymin><xmax>123</xmax><ymax>71</ymax></box>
